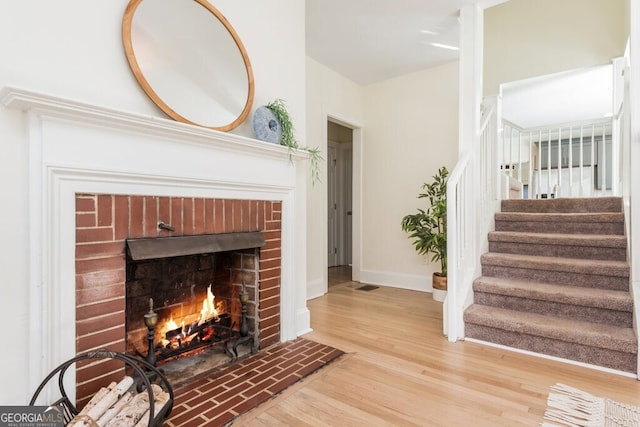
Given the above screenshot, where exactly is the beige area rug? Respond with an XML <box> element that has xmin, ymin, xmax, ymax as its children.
<box><xmin>542</xmin><ymin>383</ymin><xmax>640</xmax><ymax>427</ymax></box>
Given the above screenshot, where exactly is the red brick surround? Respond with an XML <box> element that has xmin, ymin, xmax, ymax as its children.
<box><xmin>75</xmin><ymin>194</ymin><xmax>282</xmax><ymax>402</ymax></box>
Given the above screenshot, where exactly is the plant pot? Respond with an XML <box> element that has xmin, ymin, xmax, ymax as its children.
<box><xmin>432</xmin><ymin>272</ymin><xmax>447</xmax><ymax>302</ymax></box>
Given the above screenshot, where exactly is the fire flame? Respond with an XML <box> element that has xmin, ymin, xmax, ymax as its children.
<box><xmin>199</xmin><ymin>284</ymin><xmax>218</xmax><ymax>325</ymax></box>
<box><xmin>158</xmin><ymin>283</ymin><xmax>221</xmax><ymax>350</ymax></box>
<box><xmin>166</xmin><ymin>315</ymin><xmax>182</xmax><ymax>332</ymax></box>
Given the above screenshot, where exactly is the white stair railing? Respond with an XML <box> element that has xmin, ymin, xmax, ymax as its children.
<box><xmin>445</xmin><ymin>96</ymin><xmax>502</xmax><ymax>340</ymax></box>
<box><xmin>501</xmin><ymin>118</ymin><xmax>618</xmax><ymax>199</ymax></box>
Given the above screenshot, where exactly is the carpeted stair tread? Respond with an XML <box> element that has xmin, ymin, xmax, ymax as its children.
<box><xmin>488</xmin><ymin>231</ymin><xmax>627</xmax><ymax>260</ymax></box>
<box><xmin>464</xmin><ymin>304</ymin><xmax>637</xmax><ymax>354</ymax></box>
<box><xmin>468</xmin><ymin>197</ymin><xmax>635</xmax><ymax>373</ymax></box>
<box><xmin>481</xmin><ymin>252</ymin><xmax>630</xmax><ymax>278</ymax></box>
<box><xmin>501</xmin><ymin>197</ymin><xmax>622</xmax><ymax>213</ymax></box>
<box><xmin>495</xmin><ymin>212</ymin><xmax>624</xmax><ymax>224</ymax></box>
<box><xmin>473</xmin><ymin>276</ymin><xmax>633</xmax><ymax>312</ymax></box>
<box><xmin>488</xmin><ymin>231</ymin><xmax>627</xmax><ymax>248</ymax></box>
<box><xmin>494</xmin><ymin>212</ymin><xmax>625</xmax><ymax>235</ymax></box>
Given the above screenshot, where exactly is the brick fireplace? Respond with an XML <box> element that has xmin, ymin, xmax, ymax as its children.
<box><xmin>75</xmin><ymin>194</ymin><xmax>283</xmax><ymax>401</ymax></box>
<box><xmin>0</xmin><ymin>86</ymin><xmax>310</xmax><ymax>405</ymax></box>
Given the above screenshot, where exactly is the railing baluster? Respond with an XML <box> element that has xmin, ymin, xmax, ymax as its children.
<box><xmin>547</xmin><ymin>129</ymin><xmax>552</xmax><ymax>198</ymax></box>
<box><xmin>579</xmin><ymin>125</ymin><xmax>584</xmax><ymax>197</ymax></box>
<box><xmin>517</xmin><ymin>130</ymin><xmax>522</xmax><ymax>183</ymax></box>
<box><xmin>528</xmin><ymin>131</ymin><xmax>533</xmax><ymax>199</ymax></box>
<box><xmin>557</xmin><ymin>127</ymin><xmax>562</xmax><ymax>196</ymax></box>
<box><xmin>509</xmin><ymin>126</ymin><xmax>514</xmax><ymax>178</ymax></box>
<box><xmin>537</xmin><ymin>130</ymin><xmax>542</xmax><ymax>199</ymax></box>
<box><xmin>568</xmin><ymin>126</ymin><xmax>573</xmax><ymax>196</ymax></box>
<box><xmin>591</xmin><ymin>125</ymin><xmax>596</xmax><ymax>193</ymax></box>
<box><xmin>602</xmin><ymin>123</ymin><xmax>607</xmax><ymax>193</ymax></box>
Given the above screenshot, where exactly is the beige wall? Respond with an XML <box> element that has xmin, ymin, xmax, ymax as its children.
<box><xmin>484</xmin><ymin>0</ymin><xmax>627</xmax><ymax>95</ymax></box>
<box><xmin>304</xmin><ymin>59</ymin><xmax>459</xmax><ymax>294</ymax></box>
<box><xmin>360</xmin><ymin>62</ymin><xmax>459</xmax><ymax>290</ymax></box>
<box><xmin>305</xmin><ymin>57</ymin><xmax>365</xmax><ymax>298</ymax></box>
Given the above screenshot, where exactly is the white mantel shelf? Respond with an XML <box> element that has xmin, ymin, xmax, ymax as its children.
<box><xmin>0</xmin><ymin>85</ymin><xmax>309</xmax><ymax>162</ymax></box>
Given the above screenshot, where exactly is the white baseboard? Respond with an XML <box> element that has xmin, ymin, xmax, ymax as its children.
<box><xmin>359</xmin><ymin>269</ymin><xmax>431</xmax><ymax>293</ymax></box>
<box><xmin>295</xmin><ymin>307</ymin><xmax>312</xmax><ymax>337</ymax></box>
<box><xmin>306</xmin><ymin>277</ymin><xmax>326</xmax><ymax>300</ymax></box>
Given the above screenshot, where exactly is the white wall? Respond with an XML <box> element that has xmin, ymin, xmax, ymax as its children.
<box><xmin>360</xmin><ymin>62</ymin><xmax>459</xmax><ymax>292</ymax></box>
<box><xmin>305</xmin><ymin>57</ymin><xmax>364</xmax><ymax>298</ymax></box>
<box><xmin>0</xmin><ymin>0</ymin><xmax>305</xmax><ymax>405</ymax></box>
<box><xmin>484</xmin><ymin>0</ymin><xmax>627</xmax><ymax>95</ymax></box>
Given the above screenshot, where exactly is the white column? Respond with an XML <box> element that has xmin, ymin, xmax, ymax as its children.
<box><xmin>628</xmin><ymin>0</ymin><xmax>640</xmax><ymax>377</ymax></box>
<box><xmin>447</xmin><ymin>3</ymin><xmax>483</xmax><ymax>342</ymax></box>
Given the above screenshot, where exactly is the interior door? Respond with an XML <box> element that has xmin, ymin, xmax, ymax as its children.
<box><xmin>339</xmin><ymin>142</ymin><xmax>353</xmax><ymax>265</ymax></box>
<box><xmin>327</xmin><ymin>142</ymin><xmax>339</xmax><ymax>267</ymax></box>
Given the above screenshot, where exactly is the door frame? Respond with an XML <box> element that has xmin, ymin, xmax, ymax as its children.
<box><xmin>323</xmin><ymin>111</ymin><xmax>362</xmax><ymax>286</ymax></box>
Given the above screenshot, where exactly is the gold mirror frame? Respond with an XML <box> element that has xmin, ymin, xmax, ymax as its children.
<box><xmin>122</xmin><ymin>0</ymin><xmax>255</xmax><ymax>132</ymax></box>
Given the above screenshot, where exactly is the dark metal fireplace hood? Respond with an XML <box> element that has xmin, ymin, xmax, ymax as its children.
<box><xmin>126</xmin><ymin>231</ymin><xmax>265</xmax><ymax>261</ymax></box>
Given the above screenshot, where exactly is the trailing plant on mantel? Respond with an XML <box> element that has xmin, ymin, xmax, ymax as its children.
<box><xmin>266</xmin><ymin>99</ymin><xmax>322</xmax><ymax>184</ymax></box>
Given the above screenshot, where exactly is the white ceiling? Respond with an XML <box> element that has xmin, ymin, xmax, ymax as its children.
<box><xmin>305</xmin><ymin>0</ymin><xmax>615</xmax><ymax>128</ymax></box>
<box><xmin>305</xmin><ymin>0</ymin><xmax>505</xmax><ymax>86</ymax></box>
<box><xmin>502</xmin><ymin>65</ymin><xmax>614</xmax><ymax>129</ymax></box>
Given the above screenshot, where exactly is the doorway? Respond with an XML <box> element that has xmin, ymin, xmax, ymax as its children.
<box><xmin>327</xmin><ymin>121</ymin><xmax>353</xmax><ymax>269</ymax></box>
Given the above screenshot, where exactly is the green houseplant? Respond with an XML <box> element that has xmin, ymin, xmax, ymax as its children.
<box><xmin>400</xmin><ymin>166</ymin><xmax>448</xmax><ymax>301</ymax></box>
<box><xmin>266</xmin><ymin>99</ymin><xmax>322</xmax><ymax>184</ymax></box>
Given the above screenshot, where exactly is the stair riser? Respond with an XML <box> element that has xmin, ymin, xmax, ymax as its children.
<box><xmin>501</xmin><ymin>197</ymin><xmax>622</xmax><ymax>213</ymax></box>
<box><xmin>473</xmin><ymin>292</ymin><xmax>632</xmax><ymax>327</ymax></box>
<box><xmin>495</xmin><ymin>220</ymin><xmax>624</xmax><ymax>235</ymax></box>
<box><xmin>488</xmin><ymin>241</ymin><xmax>627</xmax><ymax>261</ymax></box>
<box><xmin>482</xmin><ymin>265</ymin><xmax>629</xmax><ymax>291</ymax></box>
<box><xmin>464</xmin><ymin>323</ymin><xmax>636</xmax><ymax>373</ymax></box>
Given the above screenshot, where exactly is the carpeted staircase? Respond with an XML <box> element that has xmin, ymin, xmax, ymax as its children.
<box><xmin>464</xmin><ymin>197</ymin><xmax>637</xmax><ymax>373</ymax></box>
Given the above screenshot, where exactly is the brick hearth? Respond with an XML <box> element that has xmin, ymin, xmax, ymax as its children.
<box><xmin>166</xmin><ymin>338</ymin><xmax>344</xmax><ymax>427</ymax></box>
<box><xmin>74</xmin><ymin>194</ymin><xmax>282</xmax><ymax>403</ymax></box>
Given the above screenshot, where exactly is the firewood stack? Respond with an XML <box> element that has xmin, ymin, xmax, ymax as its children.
<box><xmin>67</xmin><ymin>376</ymin><xmax>170</xmax><ymax>427</ymax></box>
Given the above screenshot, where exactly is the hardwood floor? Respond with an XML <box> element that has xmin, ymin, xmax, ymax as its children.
<box><xmin>233</xmin><ymin>266</ymin><xmax>640</xmax><ymax>426</ymax></box>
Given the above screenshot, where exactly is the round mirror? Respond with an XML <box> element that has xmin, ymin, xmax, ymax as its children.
<box><xmin>122</xmin><ymin>0</ymin><xmax>254</xmax><ymax>131</ymax></box>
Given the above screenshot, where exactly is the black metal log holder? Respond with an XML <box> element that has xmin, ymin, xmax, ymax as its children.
<box><xmin>29</xmin><ymin>349</ymin><xmax>174</xmax><ymax>426</ymax></box>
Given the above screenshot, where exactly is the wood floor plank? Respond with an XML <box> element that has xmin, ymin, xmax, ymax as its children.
<box><xmin>233</xmin><ymin>266</ymin><xmax>640</xmax><ymax>426</ymax></box>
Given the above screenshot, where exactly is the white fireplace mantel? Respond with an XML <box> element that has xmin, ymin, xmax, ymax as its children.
<box><xmin>0</xmin><ymin>85</ymin><xmax>311</xmax><ymax>398</ymax></box>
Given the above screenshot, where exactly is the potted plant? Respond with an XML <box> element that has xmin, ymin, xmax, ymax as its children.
<box><xmin>400</xmin><ymin>166</ymin><xmax>448</xmax><ymax>301</ymax></box>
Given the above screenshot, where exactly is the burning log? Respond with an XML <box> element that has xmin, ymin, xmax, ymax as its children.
<box><xmin>165</xmin><ymin>326</ymin><xmax>183</xmax><ymax>341</ymax></box>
